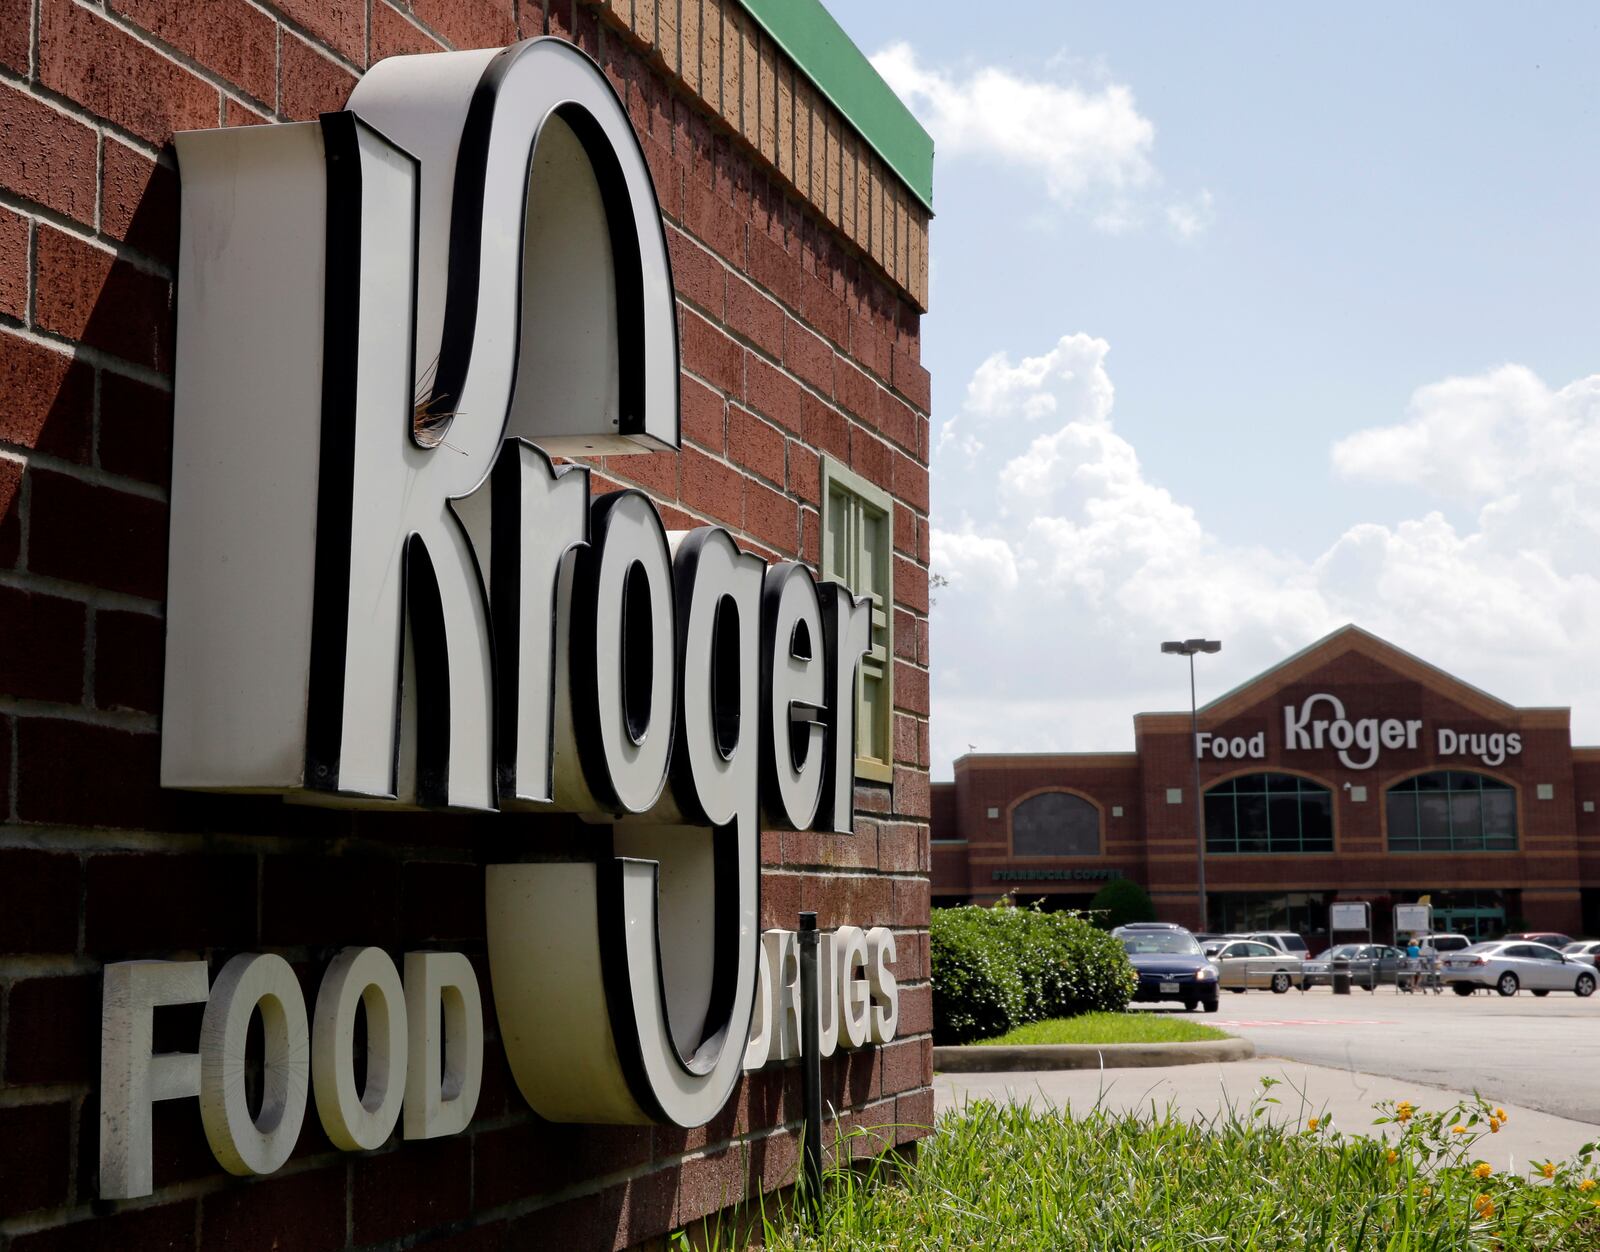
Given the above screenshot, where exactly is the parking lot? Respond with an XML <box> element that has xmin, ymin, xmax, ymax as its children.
<box><xmin>1147</xmin><ymin>984</ymin><xmax>1600</xmax><ymax>1124</ymax></box>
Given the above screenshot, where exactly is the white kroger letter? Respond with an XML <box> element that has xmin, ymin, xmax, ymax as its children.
<box><xmin>488</xmin><ymin>517</ymin><xmax>762</xmax><ymax>1128</ymax></box>
<box><xmin>816</xmin><ymin>583</ymin><xmax>873</xmax><ymax>834</ymax></box>
<box><xmin>99</xmin><ymin>961</ymin><xmax>209</xmax><ymax>1200</ymax></box>
<box><xmin>313</xmin><ymin>947</ymin><xmax>408</xmax><ymax>1152</ymax></box>
<box><xmin>865</xmin><ymin>927</ymin><xmax>900</xmax><ymax>1046</ymax></box>
<box><xmin>761</xmin><ymin>564</ymin><xmax>828</xmax><ymax>830</ymax></box>
<box><xmin>403</xmin><ymin>952</ymin><xmax>484</xmax><ymax>1141</ymax></box>
<box><xmin>1344</xmin><ymin>718</ymin><xmax>1381</xmax><ymax>771</ymax></box>
<box><xmin>200</xmin><ymin>955</ymin><xmax>310</xmax><ymax>1178</ymax></box>
<box><xmin>834</xmin><ymin>926</ymin><xmax>872</xmax><ymax>1050</ymax></box>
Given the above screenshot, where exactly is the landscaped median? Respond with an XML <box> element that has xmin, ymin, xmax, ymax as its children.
<box><xmin>929</xmin><ymin>903</ymin><xmax>1253</xmax><ymax>1069</ymax></box>
<box><xmin>933</xmin><ymin>1009</ymin><xmax>1254</xmax><ymax>1071</ymax></box>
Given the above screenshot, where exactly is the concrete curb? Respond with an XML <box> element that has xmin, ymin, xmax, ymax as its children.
<box><xmin>933</xmin><ymin>1037</ymin><xmax>1256</xmax><ymax>1072</ymax></box>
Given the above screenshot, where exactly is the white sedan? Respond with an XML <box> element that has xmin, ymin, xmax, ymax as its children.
<box><xmin>1562</xmin><ymin>940</ymin><xmax>1600</xmax><ymax>967</ymax></box>
<box><xmin>1441</xmin><ymin>941</ymin><xmax>1597</xmax><ymax>998</ymax></box>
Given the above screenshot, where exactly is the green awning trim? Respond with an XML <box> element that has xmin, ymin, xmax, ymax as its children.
<box><xmin>736</xmin><ymin>0</ymin><xmax>934</xmax><ymax>212</ymax></box>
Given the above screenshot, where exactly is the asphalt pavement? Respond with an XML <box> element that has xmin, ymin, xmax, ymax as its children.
<box><xmin>1199</xmin><ymin>983</ymin><xmax>1600</xmax><ymax>1123</ymax></box>
<box><xmin>933</xmin><ymin>985</ymin><xmax>1600</xmax><ymax>1170</ymax></box>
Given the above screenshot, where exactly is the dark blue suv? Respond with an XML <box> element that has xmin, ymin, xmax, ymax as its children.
<box><xmin>1113</xmin><ymin>922</ymin><xmax>1220</xmax><ymax>1013</ymax></box>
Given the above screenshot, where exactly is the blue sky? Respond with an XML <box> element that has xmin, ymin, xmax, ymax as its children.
<box><xmin>825</xmin><ymin>3</ymin><xmax>1600</xmax><ymax>775</ymax></box>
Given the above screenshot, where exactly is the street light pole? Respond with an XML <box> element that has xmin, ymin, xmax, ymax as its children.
<box><xmin>1162</xmin><ymin>638</ymin><xmax>1221</xmax><ymax>933</ymax></box>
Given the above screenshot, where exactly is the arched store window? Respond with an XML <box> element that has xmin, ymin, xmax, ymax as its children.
<box><xmin>1205</xmin><ymin>773</ymin><xmax>1333</xmax><ymax>854</ymax></box>
<box><xmin>1387</xmin><ymin>771</ymin><xmax>1516</xmax><ymax>852</ymax></box>
<box><xmin>1011</xmin><ymin>792</ymin><xmax>1101</xmax><ymax>857</ymax></box>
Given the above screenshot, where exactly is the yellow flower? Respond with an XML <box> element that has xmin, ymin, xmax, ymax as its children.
<box><xmin>1489</xmin><ymin>1118</ymin><xmax>1500</xmax><ymax>1133</ymax></box>
<box><xmin>1396</xmin><ymin>1101</ymin><xmax>1415</xmax><ymax>1122</ymax></box>
<box><xmin>1541</xmin><ymin>1162</ymin><xmax>1556</xmax><ymax>1179</ymax></box>
<box><xmin>1474</xmin><ymin>1162</ymin><xmax>1493</xmax><ymax>1180</ymax></box>
<box><xmin>1421</xmin><ymin>1185</ymin><xmax>1433</xmax><ymax>1198</ymax></box>
<box><xmin>1452</xmin><ymin>1125</ymin><xmax>1468</xmax><ymax>1135</ymax></box>
<box><xmin>1579</xmin><ymin>1179</ymin><xmax>1596</xmax><ymax>1193</ymax></box>
<box><xmin>1308</xmin><ymin>1117</ymin><xmax>1320</xmax><ymax>1132</ymax></box>
<box><xmin>1474</xmin><ymin>1193</ymin><xmax>1495</xmax><ymax>1219</ymax></box>
<box><xmin>1495</xmin><ymin>1107</ymin><xmax>1508</xmax><ymax>1121</ymax></box>
<box><xmin>1386</xmin><ymin>1149</ymin><xmax>1398</xmax><ymax>1164</ymax></box>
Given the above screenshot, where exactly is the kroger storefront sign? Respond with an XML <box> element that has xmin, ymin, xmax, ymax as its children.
<box><xmin>1197</xmin><ymin>692</ymin><xmax>1522</xmax><ymax>771</ymax></box>
<box><xmin>98</xmin><ymin>38</ymin><xmax>898</xmax><ymax>1202</ymax></box>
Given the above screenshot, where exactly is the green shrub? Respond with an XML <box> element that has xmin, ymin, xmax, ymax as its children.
<box><xmin>929</xmin><ymin>905</ymin><xmax>1136</xmax><ymax>1044</ymax></box>
<box><xmin>1088</xmin><ymin>878</ymin><xmax>1157</xmax><ymax>929</ymax></box>
<box><xmin>927</xmin><ymin>906</ymin><xmax>1028</xmax><ymax>1044</ymax></box>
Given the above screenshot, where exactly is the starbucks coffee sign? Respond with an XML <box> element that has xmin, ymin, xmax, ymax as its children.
<box><xmin>102</xmin><ymin>38</ymin><xmax>897</xmax><ymax>1202</ymax></box>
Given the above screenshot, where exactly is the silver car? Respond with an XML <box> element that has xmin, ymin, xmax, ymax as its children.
<box><xmin>1209</xmin><ymin>939</ymin><xmax>1303</xmax><ymax>993</ymax></box>
<box><xmin>1441</xmin><ymin>941</ymin><xmax>1598</xmax><ymax>998</ymax></box>
<box><xmin>1562</xmin><ymin>940</ymin><xmax>1600</xmax><ymax>967</ymax></box>
<box><xmin>1301</xmin><ymin>944</ymin><xmax>1406</xmax><ymax>989</ymax></box>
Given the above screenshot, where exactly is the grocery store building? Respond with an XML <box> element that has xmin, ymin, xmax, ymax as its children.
<box><xmin>0</xmin><ymin>1</ymin><xmax>933</xmax><ymax>1248</ymax></box>
<box><xmin>932</xmin><ymin>626</ymin><xmax>1600</xmax><ymax>944</ymax></box>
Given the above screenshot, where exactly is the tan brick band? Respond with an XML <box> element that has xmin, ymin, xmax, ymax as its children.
<box><xmin>597</xmin><ymin>0</ymin><xmax>931</xmax><ymax>309</ymax></box>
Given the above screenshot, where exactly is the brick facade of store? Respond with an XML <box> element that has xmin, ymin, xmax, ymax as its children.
<box><xmin>0</xmin><ymin>1</ymin><xmax>934</xmax><ymax>1247</ymax></box>
<box><xmin>934</xmin><ymin>628</ymin><xmax>1600</xmax><ymax>944</ymax></box>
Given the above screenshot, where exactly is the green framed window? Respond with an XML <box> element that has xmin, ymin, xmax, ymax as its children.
<box><xmin>1204</xmin><ymin>773</ymin><xmax>1334</xmax><ymax>854</ymax></box>
<box><xmin>1386</xmin><ymin>772</ymin><xmax>1517</xmax><ymax>852</ymax></box>
<box><xmin>820</xmin><ymin>457</ymin><xmax>893</xmax><ymax>782</ymax></box>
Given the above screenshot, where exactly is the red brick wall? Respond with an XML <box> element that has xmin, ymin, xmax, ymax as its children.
<box><xmin>0</xmin><ymin>2</ymin><xmax>933</xmax><ymax>1248</ymax></box>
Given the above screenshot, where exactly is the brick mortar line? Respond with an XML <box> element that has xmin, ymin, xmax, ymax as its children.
<box><xmin>669</xmin><ymin>301</ymin><xmax>930</xmax><ymax>478</ymax></box>
<box><xmin>0</xmin><ymin>444</ymin><xmax>169</xmax><ymax>503</ymax></box>
<box><xmin>0</xmin><ymin>568</ymin><xmax>164</xmax><ymax>615</ymax></box>
<box><xmin>0</xmin><ymin>821</ymin><xmax>939</xmax><ymax>876</ymax></box>
<box><xmin>0</xmin><ymin>1082</ymin><xmax>86</xmax><ymax>1108</ymax></box>
<box><xmin>0</xmin><ymin>65</ymin><xmax>168</xmax><ymax>166</ymax></box>
<box><xmin>667</xmin><ymin>217</ymin><xmax>913</xmax><ymax>402</ymax></box>
<box><xmin>376</xmin><ymin>0</ymin><xmax>460</xmax><ymax>56</ymax></box>
<box><xmin>377</xmin><ymin>0</ymin><xmax>447</xmax><ymax>55</ymax></box>
<box><xmin>2</xmin><ymin>318</ymin><xmax>176</xmax><ymax>391</ymax></box>
<box><xmin>0</xmin><ymin>696</ymin><xmax>156</xmax><ymax>731</ymax></box>
<box><xmin>664</xmin><ymin>360</ymin><xmax>932</xmax><ymax>531</ymax></box>
<box><xmin>89</xmin><ymin>0</ymin><xmax>294</xmax><ymax>117</ymax></box>
<box><xmin>667</xmin><ymin>203</ymin><xmax>925</xmax><ymax>411</ymax></box>
<box><xmin>247</xmin><ymin>0</ymin><xmax>371</xmax><ymax>78</ymax></box>
<box><xmin>455</xmin><ymin>1089</ymin><xmax>915</xmax><ymax>1235</ymax></box>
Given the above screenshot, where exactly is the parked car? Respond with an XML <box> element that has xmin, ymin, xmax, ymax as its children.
<box><xmin>1113</xmin><ymin>924</ymin><xmax>1220</xmax><ymax>1013</ymax></box>
<box><xmin>1209</xmin><ymin>939</ymin><xmax>1303</xmax><ymax>994</ymax></box>
<box><xmin>1300</xmin><ymin>944</ymin><xmax>1406</xmax><ymax>989</ymax></box>
<box><xmin>1501</xmin><ymin>931</ymin><xmax>1574</xmax><ymax>950</ymax></box>
<box><xmin>1441</xmin><ymin>941</ymin><xmax>1597</xmax><ymax>997</ymax></box>
<box><xmin>1562</xmin><ymin>940</ymin><xmax>1600</xmax><ymax>967</ymax></box>
<box><xmin>1416</xmin><ymin>933</ymin><xmax>1472</xmax><ymax>955</ymax></box>
<box><xmin>1244</xmin><ymin>931</ymin><xmax>1311</xmax><ymax>958</ymax></box>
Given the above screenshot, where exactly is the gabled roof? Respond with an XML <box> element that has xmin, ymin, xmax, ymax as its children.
<box><xmin>1138</xmin><ymin>624</ymin><xmax>1568</xmax><ymax>726</ymax></box>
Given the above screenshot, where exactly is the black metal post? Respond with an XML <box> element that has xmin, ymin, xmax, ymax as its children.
<box><xmin>797</xmin><ymin>911</ymin><xmax>823</xmax><ymax>1224</ymax></box>
<box><xmin>1189</xmin><ymin>653</ymin><xmax>1208</xmax><ymax>934</ymax></box>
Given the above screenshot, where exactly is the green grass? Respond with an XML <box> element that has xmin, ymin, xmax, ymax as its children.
<box><xmin>678</xmin><ymin>1085</ymin><xmax>1600</xmax><ymax>1251</ymax></box>
<box><xmin>976</xmin><ymin>1010</ymin><xmax>1229</xmax><ymax>1046</ymax></box>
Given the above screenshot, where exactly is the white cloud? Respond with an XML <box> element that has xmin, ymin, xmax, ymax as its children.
<box><xmin>929</xmin><ymin>336</ymin><xmax>1600</xmax><ymax>775</ymax></box>
<box><xmin>1166</xmin><ymin>189</ymin><xmax>1216</xmax><ymax>239</ymax></box>
<box><xmin>871</xmin><ymin>42</ymin><xmax>1161</xmax><ymax>225</ymax></box>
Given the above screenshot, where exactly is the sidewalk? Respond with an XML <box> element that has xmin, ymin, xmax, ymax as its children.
<box><xmin>935</xmin><ymin>1058</ymin><xmax>1599</xmax><ymax>1172</ymax></box>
